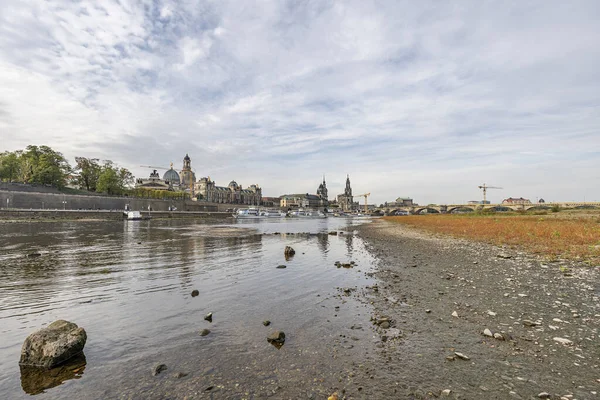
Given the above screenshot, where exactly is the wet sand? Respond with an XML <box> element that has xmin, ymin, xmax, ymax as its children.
<box><xmin>354</xmin><ymin>219</ymin><xmax>600</xmax><ymax>399</ymax></box>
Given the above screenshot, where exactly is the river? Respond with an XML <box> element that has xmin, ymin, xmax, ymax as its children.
<box><xmin>0</xmin><ymin>217</ymin><xmax>379</xmax><ymax>399</ymax></box>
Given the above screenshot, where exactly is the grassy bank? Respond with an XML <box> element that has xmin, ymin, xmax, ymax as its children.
<box><xmin>384</xmin><ymin>212</ymin><xmax>600</xmax><ymax>263</ymax></box>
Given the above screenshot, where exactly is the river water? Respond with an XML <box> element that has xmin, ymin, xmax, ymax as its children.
<box><xmin>0</xmin><ymin>217</ymin><xmax>379</xmax><ymax>399</ymax></box>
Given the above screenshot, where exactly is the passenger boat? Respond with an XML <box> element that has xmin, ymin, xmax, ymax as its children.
<box><xmin>233</xmin><ymin>208</ymin><xmax>286</xmax><ymax>219</ymax></box>
<box><xmin>288</xmin><ymin>209</ymin><xmax>327</xmax><ymax>218</ymax></box>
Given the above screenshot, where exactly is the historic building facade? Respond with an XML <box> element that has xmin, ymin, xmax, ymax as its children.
<box><xmin>337</xmin><ymin>175</ymin><xmax>355</xmax><ymax>211</ymax></box>
<box><xmin>180</xmin><ymin>154</ymin><xmax>196</xmax><ymax>190</ymax></box>
<box><xmin>280</xmin><ymin>177</ymin><xmax>329</xmax><ymax>210</ymax></box>
<box><xmin>196</xmin><ymin>177</ymin><xmax>262</xmax><ymax>205</ymax></box>
<box><xmin>135</xmin><ymin>169</ymin><xmax>171</xmax><ymax>190</ymax></box>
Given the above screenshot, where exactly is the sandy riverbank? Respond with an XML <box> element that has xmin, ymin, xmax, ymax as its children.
<box><xmin>353</xmin><ymin>219</ymin><xmax>600</xmax><ymax>399</ymax></box>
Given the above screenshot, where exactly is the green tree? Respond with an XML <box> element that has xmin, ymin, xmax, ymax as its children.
<box><xmin>96</xmin><ymin>166</ymin><xmax>120</xmax><ymax>195</ymax></box>
<box><xmin>23</xmin><ymin>145</ymin><xmax>71</xmax><ymax>188</ymax></box>
<box><xmin>96</xmin><ymin>161</ymin><xmax>134</xmax><ymax>195</ymax></box>
<box><xmin>0</xmin><ymin>151</ymin><xmax>21</xmax><ymax>182</ymax></box>
<box><xmin>74</xmin><ymin>157</ymin><xmax>101</xmax><ymax>191</ymax></box>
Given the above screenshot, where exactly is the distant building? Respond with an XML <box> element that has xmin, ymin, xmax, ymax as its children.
<box><xmin>468</xmin><ymin>200</ymin><xmax>490</xmax><ymax>205</ymax></box>
<box><xmin>280</xmin><ymin>177</ymin><xmax>329</xmax><ymax>210</ymax></box>
<box><xmin>502</xmin><ymin>197</ymin><xmax>531</xmax><ymax>205</ymax></box>
<box><xmin>135</xmin><ymin>169</ymin><xmax>171</xmax><ymax>191</ymax></box>
<box><xmin>385</xmin><ymin>197</ymin><xmax>416</xmax><ymax>207</ymax></box>
<box><xmin>196</xmin><ymin>178</ymin><xmax>262</xmax><ymax>205</ymax></box>
<box><xmin>538</xmin><ymin>198</ymin><xmax>545</xmax><ymax>203</ymax></box>
<box><xmin>337</xmin><ymin>175</ymin><xmax>355</xmax><ymax>212</ymax></box>
<box><xmin>180</xmin><ymin>154</ymin><xmax>196</xmax><ymax>190</ymax></box>
<box><xmin>261</xmin><ymin>197</ymin><xmax>280</xmax><ymax>207</ymax></box>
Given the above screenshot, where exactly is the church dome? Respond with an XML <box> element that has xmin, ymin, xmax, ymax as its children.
<box><xmin>163</xmin><ymin>169</ymin><xmax>181</xmax><ymax>185</ymax></box>
<box><xmin>228</xmin><ymin>180</ymin><xmax>238</xmax><ymax>188</ymax></box>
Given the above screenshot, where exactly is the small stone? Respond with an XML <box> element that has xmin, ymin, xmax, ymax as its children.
<box><xmin>441</xmin><ymin>389</ymin><xmax>452</xmax><ymax>396</ymax></box>
<box><xmin>174</xmin><ymin>372</ymin><xmax>188</xmax><ymax>379</ymax></box>
<box><xmin>328</xmin><ymin>392</ymin><xmax>339</xmax><ymax>400</ymax></box>
<box><xmin>276</xmin><ymin>265</ymin><xmax>287</xmax><ymax>269</ymax></box>
<box><xmin>494</xmin><ymin>333</ymin><xmax>505</xmax><ymax>340</ymax></box>
<box><xmin>538</xmin><ymin>393</ymin><xmax>550</xmax><ymax>399</ymax></box>
<box><xmin>497</xmin><ymin>253</ymin><xmax>512</xmax><ymax>259</ymax></box>
<box><xmin>425</xmin><ymin>309</ymin><xmax>431</xmax><ymax>313</ymax></box>
<box><xmin>267</xmin><ymin>331</ymin><xmax>286</xmax><ymax>345</ymax></box>
<box><xmin>483</xmin><ymin>329</ymin><xmax>493</xmax><ymax>337</ymax></box>
<box><xmin>454</xmin><ymin>352</ymin><xmax>470</xmax><ymax>360</ymax></box>
<box><xmin>553</xmin><ymin>337</ymin><xmax>573</xmax><ymax>346</ymax></box>
<box><xmin>452</xmin><ymin>311</ymin><xmax>459</xmax><ymax>318</ymax></box>
<box><xmin>523</xmin><ymin>320</ymin><xmax>538</xmax><ymax>327</ymax></box>
<box><xmin>380</xmin><ymin>321</ymin><xmax>390</xmax><ymax>329</ymax></box>
<box><xmin>152</xmin><ymin>364</ymin><xmax>167</xmax><ymax>376</ymax></box>
<box><xmin>200</xmin><ymin>329</ymin><xmax>210</xmax><ymax>336</ymax></box>
<box><xmin>191</xmin><ymin>290</ymin><xmax>199</xmax><ymax>297</ymax></box>
<box><xmin>204</xmin><ymin>312</ymin><xmax>213</xmax><ymax>322</ymax></box>
<box><xmin>263</xmin><ymin>320</ymin><xmax>271</xmax><ymax>326</ymax></box>
<box><xmin>27</xmin><ymin>253</ymin><xmax>42</xmax><ymax>258</ymax></box>
<box><xmin>487</xmin><ymin>311</ymin><xmax>497</xmax><ymax>316</ymax></box>
<box><xmin>446</xmin><ymin>355</ymin><xmax>456</xmax><ymax>361</ymax></box>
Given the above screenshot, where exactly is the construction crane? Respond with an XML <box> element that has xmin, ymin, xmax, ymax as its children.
<box><xmin>355</xmin><ymin>193</ymin><xmax>371</xmax><ymax>213</ymax></box>
<box><xmin>478</xmin><ymin>183</ymin><xmax>502</xmax><ymax>203</ymax></box>
<box><xmin>139</xmin><ymin>162</ymin><xmax>174</xmax><ymax>171</ymax></box>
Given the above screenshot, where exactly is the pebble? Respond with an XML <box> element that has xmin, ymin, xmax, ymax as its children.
<box><xmin>494</xmin><ymin>333</ymin><xmax>505</xmax><ymax>340</ymax></box>
<box><xmin>553</xmin><ymin>337</ymin><xmax>573</xmax><ymax>346</ymax></box>
<box><xmin>523</xmin><ymin>320</ymin><xmax>538</xmax><ymax>327</ymax></box>
<box><xmin>454</xmin><ymin>352</ymin><xmax>470</xmax><ymax>360</ymax></box>
<box><xmin>452</xmin><ymin>311</ymin><xmax>459</xmax><ymax>318</ymax></box>
<box><xmin>441</xmin><ymin>389</ymin><xmax>452</xmax><ymax>396</ymax></box>
<box><xmin>200</xmin><ymin>329</ymin><xmax>210</xmax><ymax>336</ymax></box>
<box><xmin>191</xmin><ymin>290</ymin><xmax>199</xmax><ymax>297</ymax></box>
<box><xmin>267</xmin><ymin>331</ymin><xmax>286</xmax><ymax>345</ymax></box>
<box><xmin>204</xmin><ymin>312</ymin><xmax>213</xmax><ymax>322</ymax></box>
<box><xmin>538</xmin><ymin>393</ymin><xmax>550</xmax><ymax>399</ymax></box>
<box><xmin>263</xmin><ymin>320</ymin><xmax>271</xmax><ymax>326</ymax></box>
<box><xmin>425</xmin><ymin>309</ymin><xmax>431</xmax><ymax>313</ymax></box>
<box><xmin>483</xmin><ymin>328</ymin><xmax>493</xmax><ymax>337</ymax></box>
<box><xmin>152</xmin><ymin>364</ymin><xmax>167</xmax><ymax>376</ymax></box>
<box><xmin>487</xmin><ymin>311</ymin><xmax>497</xmax><ymax>316</ymax></box>
<box><xmin>276</xmin><ymin>265</ymin><xmax>287</xmax><ymax>269</ymax></box>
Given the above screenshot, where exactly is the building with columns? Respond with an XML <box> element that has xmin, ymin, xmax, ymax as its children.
<box><xmin>196</xmin><ymin>177</ymin><xmax>262</xmax><ymax>205</ymax></box>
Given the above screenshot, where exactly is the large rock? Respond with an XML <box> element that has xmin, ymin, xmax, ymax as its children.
<box><xmin>19</xmin><ymin>320</ymin><xmax>87</xmax><ymax>368</ymax></box>
<box><xmin>284</xmin><ymin>246</ymin><xmax>295</xmax><ymax>258</ymax></box>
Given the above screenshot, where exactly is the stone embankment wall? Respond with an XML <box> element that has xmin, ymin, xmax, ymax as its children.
<box><xmin>0</xmin><ymin>209</ymin><xmax>231</xmax><ymax>221</ymax></box>
<box><xmin>0</xmin><ymin>190</ymin><xmax>254</xmax><ymax>213</ymax></box>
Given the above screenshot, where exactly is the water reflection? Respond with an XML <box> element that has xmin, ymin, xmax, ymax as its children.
<box><xmin>20</xmin><ymin>353</ymin><xmax>86</xmax><ymax>395</ymax></box>
<box><xmin>1</xmin><ymin>217</ymin><xmax>376</xmax><ymax>399</ymax></box>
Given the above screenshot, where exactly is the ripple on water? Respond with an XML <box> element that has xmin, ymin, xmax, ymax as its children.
<box><xmin>0</xmin><ymin>217</ymin><xmax>377</xmax><ymax>399</ymax></box>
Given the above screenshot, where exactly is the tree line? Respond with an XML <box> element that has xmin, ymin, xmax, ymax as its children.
<box><xmin>0</xmin><ymin>145</ymin><xmax>133</xmax><ymax>195</ymax></box>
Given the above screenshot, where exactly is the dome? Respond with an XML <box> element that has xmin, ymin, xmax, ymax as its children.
<box><xmin>163</xmin><ymin>168</ymin><xmax>181</xmax><ymax>185</ymax></box>
<box><xmin>228</xmin><ymin>180</ymin><xmax>238</xmax><ymax>187</ymax></box>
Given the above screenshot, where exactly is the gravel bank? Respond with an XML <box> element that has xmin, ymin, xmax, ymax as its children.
<box><xmin>354</xmin><ymin>219</ymin><xmax>600</xmax><ymax>400</ymax></box>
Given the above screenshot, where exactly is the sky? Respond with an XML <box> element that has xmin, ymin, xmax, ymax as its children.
<box><xmin>1</xmin><ymin>0</ymin><xmax>599</xmax><ymax>205</ymax></box>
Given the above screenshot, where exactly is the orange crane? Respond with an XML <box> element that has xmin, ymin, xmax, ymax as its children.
<box><xmin>478</xmin><ymin>183</ymin><xmax>502</xmax><ymax>203</ymax></box>
<box><xmin>355</xmin><ymin>193</ymin><xmax>371</xmax><ymax>213</ymax></box>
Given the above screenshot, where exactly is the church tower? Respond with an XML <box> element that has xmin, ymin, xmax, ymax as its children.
<box><xmin>344</xmin><ymin>174</ymin><xmax>352</xmax><ymax>197</ymax></box>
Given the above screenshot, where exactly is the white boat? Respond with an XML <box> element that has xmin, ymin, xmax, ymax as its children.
<box><xmin>233</xmin><ymin>208</ymin><xmax>286</xmax><ymax>219</ymax></box>
<box><xmin>125</xmin><ymin>211</ymin><xmax>144</xmax><ymax>220</ymax></box>
<box><xmin>288</xmin><ymin>210</ymin><xmax>327</xmax><ymax>218</ymax></box>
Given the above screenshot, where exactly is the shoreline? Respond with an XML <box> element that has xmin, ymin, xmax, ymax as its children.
<box><xmin>0</xmin><ymin>209</ymin><xmax>232</xmax><ymax>222</ymax></box>
<box><xmin>351</xmin><ymin>219</ymin><xmax>600</xmax><ymax>399</ymax></box>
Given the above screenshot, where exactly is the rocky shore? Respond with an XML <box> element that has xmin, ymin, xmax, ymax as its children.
<box><xmin>353</xmin><ymin>219</ymin><xmax>600</xmax><ymax>399</ymax></box>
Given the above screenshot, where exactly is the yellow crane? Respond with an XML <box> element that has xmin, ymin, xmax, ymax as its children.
<box><xmin>478</xmin><ymin>183</ymin><xmax>502</xmax><ymax>203</ymax></box>
<box><xmin>355</xmin><ymin>193</ymin><xmax>371</xmax><ymax>213</ymax></box>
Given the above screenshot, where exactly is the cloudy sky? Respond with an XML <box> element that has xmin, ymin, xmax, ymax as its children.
<box><xmin>1</xmin><ymin>1</ymin><xmax>599</xmax><ymax>204</ymax></box>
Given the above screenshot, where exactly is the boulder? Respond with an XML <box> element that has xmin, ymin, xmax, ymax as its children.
<box><xmin>284</xmin><ymin>246</ymin><xmax>295</xmax><ymax>257</ymax></box>
<box><xmin>19</xmin><ymin>320</ymin><xmax>87</xmax><ymax>368</ymax></box>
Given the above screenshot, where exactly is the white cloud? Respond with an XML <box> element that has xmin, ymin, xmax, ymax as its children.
<box><xmin>0</xmin><ymin>0</ymin><xmax>599</xmax><ymax>204</ymax></box>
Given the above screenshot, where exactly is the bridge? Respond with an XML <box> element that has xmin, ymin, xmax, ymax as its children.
<box><xmin>380</xmin><ymin>202</ymin><xmax>600</xmax><ymax>215</ymax></box>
